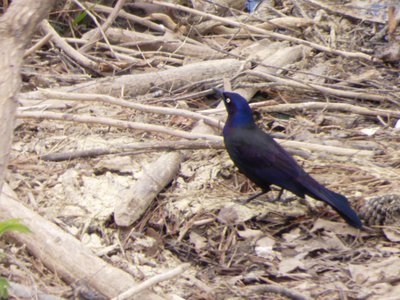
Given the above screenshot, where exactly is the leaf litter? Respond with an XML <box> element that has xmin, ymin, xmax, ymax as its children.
<box><xmin>4</xmin><ymin>0</ymin><xmax>400</xmax><ymax>299</ymax></box>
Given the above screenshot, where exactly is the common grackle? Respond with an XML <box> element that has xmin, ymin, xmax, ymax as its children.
<box><xmin>216</xmin><ymin>89</ymin><xmax>362</xmax><ymax>228</ymax></box>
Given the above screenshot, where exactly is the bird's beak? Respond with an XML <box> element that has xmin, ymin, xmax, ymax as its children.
<box><xmin>212</xmin><ymin>88</ymin><xmax>224</xmax><ymax>98</ymax></box>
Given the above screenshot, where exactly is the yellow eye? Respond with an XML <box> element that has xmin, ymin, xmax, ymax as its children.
<box><xmin>226</xmin><ymin>97</ymin><xmax>231</xmax><ymax>103</ymax></box>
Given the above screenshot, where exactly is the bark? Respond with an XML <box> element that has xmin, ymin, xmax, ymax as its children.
<box><xmin>115</xmin><ymin>152</ymin><xmax>182</xmax><ymax>226</ymax></box>
<box><xmin>0</xmin><ymin>0</ymin><xmax>55</xmax><ymax>193</ymax></box>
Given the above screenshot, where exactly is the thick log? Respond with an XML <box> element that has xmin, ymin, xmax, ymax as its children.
<box><xmin>115</xmin><ymin>152</ymin><xmax>182</xmax><ymax>226</ymax></box>
<box><xmin>0</xmin><ymin>184</ymin><xmax>165</xmax><ymax>300</ymax></box>
<box><xmin>19</xmin><ymin>58</ymin><xmax>247</xmax><ymax>105</ymax></box>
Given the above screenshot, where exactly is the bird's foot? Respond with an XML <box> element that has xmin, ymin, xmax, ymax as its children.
<box><xmin>268</xmin><ymin>196</ymin><xmax>297</xmax><ymax>204</ymax></box>
<box><xmin>264</xmin><ymin>188</ymin><xmax>291</xmax><ymax>203</ymax></box>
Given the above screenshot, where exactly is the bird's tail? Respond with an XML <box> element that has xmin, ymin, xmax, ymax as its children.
<box><xmin>303</xmin><ymin>179</ymin><xmax>362</xmax><ymax>228</ymax></box>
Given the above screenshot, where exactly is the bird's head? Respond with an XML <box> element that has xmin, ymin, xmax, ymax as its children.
<box><xmin>214</xmin><ymin>89</ymin><xmax>255</xmax><ymax>128</ymax></box>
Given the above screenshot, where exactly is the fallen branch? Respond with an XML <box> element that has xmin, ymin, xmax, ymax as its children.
<box><xmin>277</xmin><ymin>139</ymin><xmax>374</xmax><ymax>157</ymax></box>
<box><xmin>150</xmin><ymin>0</ymin><xmax>374</xmax><ymax>61</ymax></box>
<box><xmin>40</xmin><ymin>140</ymin><xmax>224</xmax><ymax>161</ymax></box>
<box><xmin>258</xmin><ymin>101</ymin><xmax>400</xmax><ymax>118</ymax></box>
<box><xmin>36</xmin><ymin>89</ymin><xmax>222</xmax><ymax>129</ymax></box>
<box><xmin>0</xmin><ymin>183</ymin><xmax>165</xmax><ymax>299</ymax></box>
<box><xmin>83</xmin><ymin>27</ymin><xmax>222</xmax><ymax>58</ymax></box>
<box><xmin>248</xmin><ymin>70</ymin><xmax>395</xmax><ymax>103</ymax></box>
<box><xmin>243</xmin><ymin>284</ymin><xmax>311</xmax><ymax>300</ymax></box>
<box><xmin>202</xmin><ymin>100</ymin><xmax>400</xmax><ymax>119</ymax></box>
<box><xmin>195</xmin><ymin>15</ymin><xmax>313</xmax><ymax>35</ymax></box>
<box><xmin>19</xmin><ymin>58</ymin><xmax>246</xmax><ymax>102</ymax></box>
<box><xmin>16</xmin><ymin>110</ymin><xmax>221</xmax><ymax>141</ymax></box>
<box><xmin>114</xmin><ymin>152</ymin><xmax>181</xmax><ymax>226</ymax></box>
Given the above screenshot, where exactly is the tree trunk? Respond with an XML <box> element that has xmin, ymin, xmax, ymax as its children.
<box><xmin>0</xmin><ymin>0</ymin><xmax>55</xmax><ymax>193</ymax></box>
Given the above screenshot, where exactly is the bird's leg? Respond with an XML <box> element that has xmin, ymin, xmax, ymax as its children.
<box><xmin>240</xmin><ymin>190</ymin><xmax>268</xmax><ymax>204</ymax></box>
<box><xmin>265</xmin><ymin>187</ymin><xmax>284</xmax><ymax>203</ymax></box>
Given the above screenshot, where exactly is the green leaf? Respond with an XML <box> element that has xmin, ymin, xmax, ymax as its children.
<box><xmin>71</xmin><ymin>1</ymin><xmax>100</xmax><ymax>28</ymax></box>
<box><xmin>0</xmin><ymin>219</ymin><xmax>30</xmax><ymax>237</ymax></box>
<box><xmin>0</xmin><ymin>278</ymin><xmax>9</xmax><ymax>299</ymax></box>
<box><xmin>72</xmin><ymin>10</ymin><xmax>88</xmax><ymax>28</ymax></box>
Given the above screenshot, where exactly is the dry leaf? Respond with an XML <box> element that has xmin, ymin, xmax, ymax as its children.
<box><xmin>349</xmin><ymin>256</ymin><xmax>400</xmax><ymax>285</ymax></box>
<box><xmin>254</xmin><ymin>236</ymin><xmax>277</xmax><ymax>260</ymax></box>
<box><xmin>282</xmin><ymin>227</ymin><xmax>302</xmax><ymax>242</ymax></box>
<box><xmin>383</xmin><ymin>227</ymin><xmax>400</xmax><ymax>242</ymax></box>
<box><xmin>237</xmin><ymin>226</ymin><xmax>263</xmax><ymax>239</ymax></box>
<box><xmin>311</xmin><ymin>218</ymin><xmax>360</xmax><ymax>235</ymax></box>
<box><xmin>278</xmin><ymin>254</ymin><xmax>306</xmax><ymax>274</ymax></box>
<box><xmin>218</xmin><ymin>203</ymin><xmax>257</xmax><ymax>224</ymax></box>
<box><xmin>189</xmin><ymin>231</ymin><xmax>207</xmax><ymax>251</ymax></box>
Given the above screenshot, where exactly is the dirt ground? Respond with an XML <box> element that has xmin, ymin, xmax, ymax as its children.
<box><xmin>2</xmin><ymin>0</ymin><xmax>400</xmax><ymax>299</ymax></box>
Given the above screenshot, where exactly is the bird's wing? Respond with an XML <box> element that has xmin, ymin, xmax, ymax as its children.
<box><xmin>229</xmin><ymin>127</ymin><xmax>303</xmax><ymax>176</ymax></box>
<box><xmin>226</xmin><ymin>127</ymin><xmax>307</xmax><ymax>195</ymax></box>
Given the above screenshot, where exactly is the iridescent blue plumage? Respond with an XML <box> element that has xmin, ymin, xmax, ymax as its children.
<box><xmin>218</xmin><ymin>89</ymin><xmax>362</xmax><ymax>228</ymax></box>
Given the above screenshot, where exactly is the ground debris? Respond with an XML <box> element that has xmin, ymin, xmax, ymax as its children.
<box><xmin>3</xmin><ymin>0</ymin><xmax>400</xmax><ymax>299</ymax></box>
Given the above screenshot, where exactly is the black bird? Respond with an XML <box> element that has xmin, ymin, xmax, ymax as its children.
<box><xmin>216</xmin><ymin>89</ymin><xmax>362</xmax><ymax>228</ymax></box>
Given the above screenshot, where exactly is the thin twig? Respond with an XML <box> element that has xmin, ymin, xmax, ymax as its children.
<box><xmin>72</xmin><ymin>0</ymin><xmax>115</xmax><ymax>54</ymax></box>
<box><xmin>24</xmin><ymin>32</ymin><xmax>52</xmax><ymax>57</ymax></box>
<box><xmin>79</xmin><ymin>0</ymin><xmax>126</xmax><ymax>53</ymax></box>
<box><xmin>112</xmin><ymin>263</ymin><xmax>190</xmax><ymax>300</ymax></box>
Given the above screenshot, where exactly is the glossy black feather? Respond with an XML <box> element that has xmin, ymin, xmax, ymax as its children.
<box><xmin>220</xmin><ymin>90</ymin><xmax>362</xmax><ymax>228</ymax></box>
